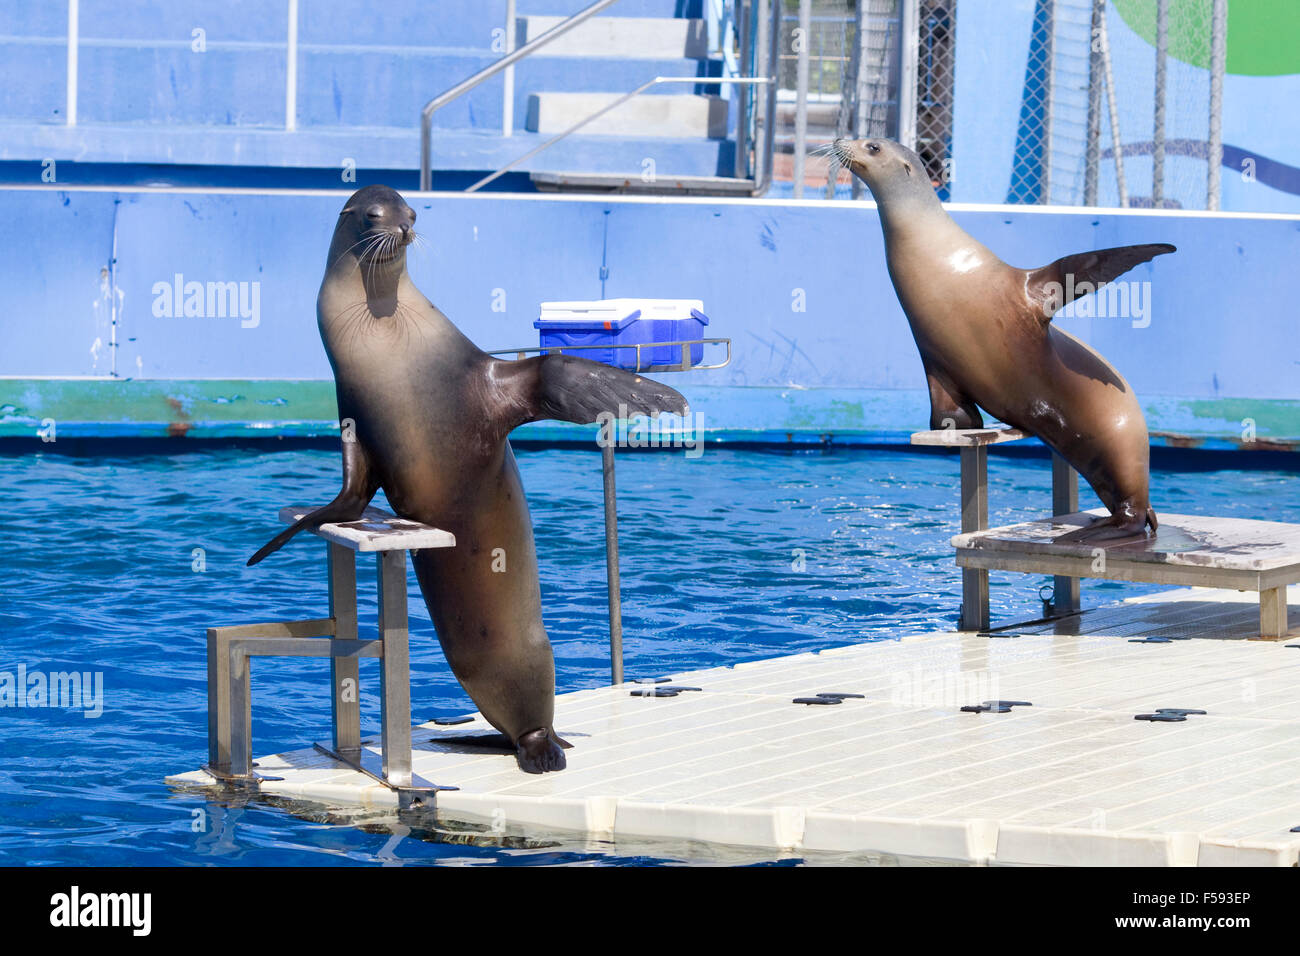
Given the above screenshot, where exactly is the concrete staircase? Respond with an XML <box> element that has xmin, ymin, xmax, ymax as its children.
<box><xmin>0</xmin><ymin>0</ymin><xmax>746</xmax><ymax>191</ymax></box>
<box><xmin>511</xmin><ymin>8</ymin><xmax>751</xmax><ymax>192</ymax></box>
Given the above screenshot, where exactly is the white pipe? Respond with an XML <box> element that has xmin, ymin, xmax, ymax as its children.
<box><xmin>503</xmin><ymin>0</ymin><xmax>517</xmax><ymax>137</ymax></box>
<box><xmin>285</xmin><ymin>0</ymin><xmax>299</xmax><ymax>131</ymax></box>
<box><xmin>897</xmin><ymin>0</ymin><xmax>919</xmax><ymax>151</ymax></box>
<box><xmin>1098</xmin><ymin>13</ymin><xmax>1128</xmax><ymax>207</ymax></box>
<box><xmin>66</xmin><ymin>0</ymin><xmax>78</xmax><ymax>127</ymax></box>
<box><xmin>1207</xmin><ymin>0</ymin><xmax>1226</xmax><ymax>210</ymax></box>
<box><xmin>792</xmin><ymin>0</ymin><xmax>810</xmax><ymax>198</ymax></box>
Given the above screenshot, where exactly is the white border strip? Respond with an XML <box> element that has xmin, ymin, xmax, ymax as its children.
<box><xmin>285</xmin><ymin>0</ymin><xmax>298</xmax><ymax>132</ymax></box>
<box><xmin>4</xmin><ymin>181</ymin><xmax>1299</xmax><ymax>223</ymax></box>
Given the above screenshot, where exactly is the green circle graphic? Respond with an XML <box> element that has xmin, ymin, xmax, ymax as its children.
<box><xmin>1111</xmin><ymin>0</ymin><xmax>1300</xmax><ymax>76</ymax></box>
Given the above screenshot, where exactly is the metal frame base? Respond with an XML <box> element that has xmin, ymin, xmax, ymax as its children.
<box><xmin>312</xmin><ymin>742</ymin><xmax>459</xmax><ymax>796</ymax></box>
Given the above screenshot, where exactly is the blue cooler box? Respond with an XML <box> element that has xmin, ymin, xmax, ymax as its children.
<box><xmin>535</xmin><ymin>299</ymin><xmax>710</xmax><ymax>370</ymax></box>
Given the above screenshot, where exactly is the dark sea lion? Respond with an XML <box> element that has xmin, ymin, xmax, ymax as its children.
<box><xmin>834</xmin><ymin>138</ymin><xmax>1175</xmax><ymax>542</ymax></box>
<box><xmin>247</xmin><ymin>185</ymin><xmax>688</xmax><ymax>772</ymax></box>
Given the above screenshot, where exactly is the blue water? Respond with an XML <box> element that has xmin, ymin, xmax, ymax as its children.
<box><xmin>1</xmin><ymin>446</ymin><xmax>1297</xmax><ymax>866</ymax></box>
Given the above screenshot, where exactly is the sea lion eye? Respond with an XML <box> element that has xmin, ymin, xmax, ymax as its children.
<box><xmin>366</xmin><ymin>205</ymin><xmax>385</xmax><ymax>220</ymax></box>
<box><xmin>867</xmin><ymin>143</ymin><xmax>880</xmax><ymax>154</ymax></box>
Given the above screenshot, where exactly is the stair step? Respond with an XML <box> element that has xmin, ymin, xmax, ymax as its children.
<box><xmin>517</xmin><ymin>15</ymin><xmax>709</xmax><ymax>59</ymax></box>
<box><xmin>526</xmin><ymin>92</ymin><xmax>728</xmax><ymax>138</ymax></box>
<box><xmin>531</xmin><ymin>171</ymin><xmax>757</xmax><ymax>196</ymax></box>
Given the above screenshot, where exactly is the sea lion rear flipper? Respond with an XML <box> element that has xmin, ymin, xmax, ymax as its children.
<box><xmin>495</xmin><ymin>353</ymin><xmax>689</xmax><ymax>429</ymax></box>
<box><xmin>1027</xmin><ymin>243</ymin><xmax>1176</xmax><ymax>321</ymax></box>
<box><xmin>246</xmin><ymin>437</ymin><xmax>378</xmax><ymax>566</ymax></box>
<box><xmin>925</xmin><ymin>366</ymin><xmax>983</xmax><ymax>431</ymax></box>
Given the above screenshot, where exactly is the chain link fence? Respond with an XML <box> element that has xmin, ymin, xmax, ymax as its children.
<box><xmin>1010</xmin><ymin>0</ymin><xmax>1222</xmax><ymax>210</ymax></box>
<box><xmin>774</xmin><ymin>0</ymin><xmax>952</xmax><ymax>200</ymax></box>
<box><xmin>773</xmin><ymin>0</ymin><xmax>1226</xmax><ymax>209</ymax></box>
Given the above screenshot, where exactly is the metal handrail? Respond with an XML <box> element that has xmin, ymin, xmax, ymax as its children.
<box><xmin>420</xmin><ymin>0</ymin><xmax>623</xmax><ymax>190</ymax></box>
<box><xmin>465</xmin><ymin>77</ymin><xmax>772</xmax><ymax>194</ymax></box>
<box><xmin>419</xmin><ymin>0</ymin><xmax>777</xmax><ymax>195</ymax></box>
<box><xmin>488</xmin><ymin>337</ymin><xmax>732</xmax><ymax>373</ymax></box>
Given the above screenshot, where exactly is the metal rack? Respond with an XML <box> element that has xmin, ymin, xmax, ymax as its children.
<box><xmin>488</xmin><ymin>337</ymin><xmax>731</xmax><ymax>374</ymax></box>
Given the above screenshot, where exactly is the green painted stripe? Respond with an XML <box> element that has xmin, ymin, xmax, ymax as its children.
<box><xmin>3</xmin><ymin>378</ymin><xmax>1298</xmax><ymax>452</ymax></box>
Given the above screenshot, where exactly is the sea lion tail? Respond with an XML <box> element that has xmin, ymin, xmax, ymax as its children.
<box><xmin>246</xmin><ymin>495</ymin><xmax>369</xmax><ymax>566</ymax></box>
<box><xmin>500</xmin><ymin>353</ymin><xmax>689</xmax><ymax>427</ymax></box>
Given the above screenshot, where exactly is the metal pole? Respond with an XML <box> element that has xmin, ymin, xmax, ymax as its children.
<box><xmin>66</xmin><ymin>0</ymin><xmax>78</xmax><ymax>127</ymax></box>
<box><xmin>503</xmin><ymin>0</ymin><xmax>517</xmax><ymax>137</ymax></box>
<box><xmin>735</xmin><ymin>0</ymin><xmax>753</xmax><ymax>179</ymax></box>
<box><xmin>285</xmin><ymin>0</ymin><xmax>298</xmax><ymax>131</ymax></box>
<box><xmin>601</xmin><ymin>442</ymin><xmax>624</xmax><ymax>685</ymax></box>
<box><xmin>1152</xmin><ymin>0</ymin><xmax>1167</xmax><ymax>208</ymax></box>
<box><xmin>751</xmin><ymin>0</ymin><xmax>777</xmax><ymax>194</ymax></box>
<box><xmin>792</xmin><ymin>0</ymin><xmax>811</xmax><ymax>198</ymax></box>
<box><xmin>1084</xmin><ymin>0</ymin><xmax>1103</xmax><ymax>205</ymax></box>
<box><xmin>1098</xmin><ymin>13</ymin><xmax>1128</xmax><ymax>207</ymax></box>
<box><xmin>897</xmin><ymin>0</ymin><xmax>919</xmax><ymax>151</ymax></box>
<box><xmin>1207</xmin><ymin>0</ymin><xmax>1226</xmax><ymax>210</ymax></box>
<box><xmin>328</xmin><ymin>543</ymin><xmax>360</xmax><ymax>758</ymax></box>
<box><xmin>1050</xmin><ymin>454</ymin><xmax>1081</xmax><ymax>614</ymax></box>
<box><xmin>959</xmin><ymin>444</ymin><xmax>990</xmax><ymax>632</ymax></box>
<box><xmin>420</xmin><ymin>0</ymin><xmax>621</xmax><ymax>190</ymax></box>
<box><xmin>377</xmin><ymin>551</ymin><xmax>412</xmax><ymax>788</ymax></box>
<box><xmin>825</xmin><ymin>9</ymin><xmax>859</xmax><ymax>199</ymax></box>
<box><xmin>1040</xmin><ymin>0</ymin><xmax>1056</xmax><ymax>204</ymax></box>
<box><xmin>852</xmin><ymin>0</ymin><xmax>871</xmax><ymax>199</ymax></box>
<box><xmin>206</xmin><ymin>628</ymin><xmax>228</xmax><ymax>772</ymax></box>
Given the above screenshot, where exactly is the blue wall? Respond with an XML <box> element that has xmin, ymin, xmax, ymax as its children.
<box><xmin>2</xmin><ymin>186</ymin><xmax>1298</xmax><ymax>405</ymax></box>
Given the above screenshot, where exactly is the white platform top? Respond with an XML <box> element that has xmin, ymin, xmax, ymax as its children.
<box><xmin>954</xmin><ymin>510</ymin><xmax>1300</xmax><ymax>573</ymax></box>
<box><xmin>279</xmin><ymin>505</ymin><xmax>455</xmax><ymax>553</ymax></box>
<box><xmin>170</xmin><ymin>585</ymin><xmax>1300</xmax><ymax>866</ymax></box>
<box><xmin>910</xmin><ymin>427</ymin><xmax>1027</xmax><ymax>447</ymax></box>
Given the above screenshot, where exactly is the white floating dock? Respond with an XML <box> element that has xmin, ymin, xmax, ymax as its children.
<box><xmin>169</xmin><ymin>586</ymin><xmax>1300</xmax><ymax>866</ymax></box>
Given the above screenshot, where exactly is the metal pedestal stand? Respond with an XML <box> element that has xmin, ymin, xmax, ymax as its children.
<box><xmin>910</xmin><ymin>427</ymin><xmax>1081</xmax><ymax>632</ymax></box>
<box><xmin>205</xmin><ymin>506</ymin><xmax>459</xmax><ymax>804</ymax></box>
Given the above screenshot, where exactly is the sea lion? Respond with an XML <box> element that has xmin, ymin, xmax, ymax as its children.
<box><xmin>247</xmin><ymin>185</ymin><xmax>688</xmax><ymax>772</ymax></box>
<box><xmin>834</xmin><ymin>138</ymin><xmax>1175</xmax><ymax>542</ymax></box>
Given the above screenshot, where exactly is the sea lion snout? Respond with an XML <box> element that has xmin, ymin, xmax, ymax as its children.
<box><xmin>832</xmin><ymin>138</ymin><xmax>923</xmax><ymax>195</ymax></box>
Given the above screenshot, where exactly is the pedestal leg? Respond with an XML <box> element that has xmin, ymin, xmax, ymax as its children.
<box><xmin>1259</xmin><ymin>587</ymin><xmax>1288</xmax><ymax>640</ymax></box>
<box><xmin>207</xmin><ymin>628</ymin><xmax>228</xmax><ymax>772</ymax></box>
<box><xmin>1051</xmin><ymin>453</ymin><xmax>1081</xmax><ymax>614</ymax></box>
<box><xmin>328</xmin><ymin>543</ymin><xmax>361</xmax><ymax>758</ymax></box>
<box><xmin>377</xmin><ymin>551</ymin><xmax>412</xmax><ymax>787</ymax></box>
<box><xmin>602</xmin><ymin>441</ymin><xmax>624</xmax><ymax>685</ymax></box>
<box><xmin>959</xmin><ymin>445</ymin><xmax>990</xmax><ymax>632</ymax></box>
<box><xmin>228</xmin><ymin>645</ymin><xmax>252</xmax><ymax>777</ymax></box>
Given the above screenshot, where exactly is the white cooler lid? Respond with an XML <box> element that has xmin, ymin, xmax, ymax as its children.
<box><xmin>539</xmin><ymin>297</ymin><xmax>704</xmax><ymax>322</ymax></box>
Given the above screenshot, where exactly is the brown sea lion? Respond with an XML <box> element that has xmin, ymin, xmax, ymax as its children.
<box><xmin>834</xmin><ymin>137</ymin><xmax>1175</xmax><ymax>542</ymax></box>
<box><xmin>247</xmin><ymin>185</ymin><xmax>688</xmax><ymax>771</ymax></box>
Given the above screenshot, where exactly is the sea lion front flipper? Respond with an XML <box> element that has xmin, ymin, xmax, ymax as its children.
<box><xmin>246</xmin><ymin>437</ymin><xmax>378</xmax><ymax>566</ymax></box>
<box><xmin>493</xmin><ymin>353</ymin><xmax>689</xmax><ymax>429</ymax></box>
<box><xmin>1026</xmin><ymin>243</ymin><xmax>1177</xmax><ymax>321</ymax></box>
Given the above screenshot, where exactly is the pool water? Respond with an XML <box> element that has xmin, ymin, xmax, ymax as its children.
<box><xmin>1</xmin><ymin>446</ymin><xmax>1297</xmax><ymax>866</ymax></box>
